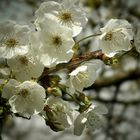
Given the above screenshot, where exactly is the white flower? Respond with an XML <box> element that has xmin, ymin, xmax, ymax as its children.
<box><xmin>2</xmin><ymin>80</ymin><xmax>46</xmax><ymax>116</ymax></box>
<box><xmin>99</xmin><ymin>19</ymin><xmax>134</xmax><ymax>56</ymax></box>
<box><xmin>2</xmin><ymin>79</ymin><xmax>20</xmax><ymax>99</ymax></box>
<box><xmin>35</xmin><ymin>0</ymin><xmax>88</xmax><ymax>37</ymax></box>
<box><xmin>0</xmin><ymin>21</ymin><xmax>30</xmax><ymax>59</ymax></box>
<box><xmin>74</xmin><ymin>103</ymin><xmax>108</xmax><ymax>136</ymax></box>
<box><xmin>33</xmin><ymin>15</ymin><xmax>74</xmax><ymax>68</ymax></box>
<box><xmin>43</xmin><ymin>96</ymin><xmax>73</xmax><ymax>131</ymax></box>
<box><xmin>66</xmin><ymin>60</ymin><xmax>103</xmax><ymax>94</ymax></box>
<box><xmin>7</xmin><ymin>53</ymin><xmax>44</xmax><ymax>82</ymax></box>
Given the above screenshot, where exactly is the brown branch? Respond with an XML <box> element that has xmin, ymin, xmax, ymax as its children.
<box><xmin>39</xmin><ymin>50</ymin><xmax>106</xmax><ymax>79</ymax></box>
<box><xmin>94</xmin><ymin>97</ymin><xmax>140</xmax><ymax>105</ymax></box>
<box><xmin>89</xmin><ymin>69</ymin><xmax>140</xmax><ymax>89</ymax></box>
<box><xmin>40</xmin><ymin>50</ymin><xmax>140</xmax><ymax>90</ymax></box>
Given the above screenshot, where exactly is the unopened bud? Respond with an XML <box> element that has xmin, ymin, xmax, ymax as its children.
<box><xmin>47</xmin><ymin>87</ymin><xmax>53</xmax><ymax>94</ymax></box>
<box><xmin>46</xmin><ymin>120</ymin><xmax>65</xmax><ymax>132</ymax></box>
<box><xmin>47</xmin><ymin>87</ymin><xmax>62</xmax><ymax>97</ymax></box>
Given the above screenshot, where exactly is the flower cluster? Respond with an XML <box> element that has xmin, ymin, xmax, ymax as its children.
<box><xmin>0</xmin><ymin>0</ymin><xmax>137</xmax><ymax>136</ymax></box>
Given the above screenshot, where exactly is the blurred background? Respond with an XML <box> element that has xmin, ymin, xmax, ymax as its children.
<box><xmin>0</xmin><ymin>0</ymin><xmax>140</xmax><ymax>140</ymax></box>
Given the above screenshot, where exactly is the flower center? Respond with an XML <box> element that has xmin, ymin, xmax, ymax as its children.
<box><xmin>58</xmin><ymin>11</ymin><xmax>72</xmax><ymax>23</ymax></box>
<box><xmin>55</xmin><ymin>104</ymin><xmax>65</xmax><ymax>112</ymax></box>
<box><xmin>105</xmin><ymin>31</ymin><xmax>113</xmax><ymax>41</ymax></box>
<box><xmin>5</xmin><ymin>38</ymin><xmax>18</xmax><ymax>48</ymax></box>
<box><xmin>19</xmin><ymin>89</ymin><xmax>29</xmax><ymax>98</ymax></box>
<box><xmin>52</xmin><ymin>36</ymin><xmax>62</xmax><ymax>47</ymax></box>
<box><xmin>19</xmin><ymin>56</ymin><xmax>29</xmax><ymax>66</ymax></box>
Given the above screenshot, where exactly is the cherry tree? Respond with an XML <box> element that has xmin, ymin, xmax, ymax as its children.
<box><xmin>0</xmin><ymin>0</ymin><xmax>140</xmax><ymax>140</ymax></box>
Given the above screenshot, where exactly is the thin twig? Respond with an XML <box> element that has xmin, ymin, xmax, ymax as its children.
<box><xmin>76</xmin><ymin>33</ymin><xmax>101</xmax><ymax>44</ymax></box>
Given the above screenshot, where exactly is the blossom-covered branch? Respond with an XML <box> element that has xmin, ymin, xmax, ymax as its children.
<box><xmin>40</xmin><ymin>50</ymin><xmax>106</xmax><ymax>78</ymax></box>
<box><xmin>0</xmin><ymin>0</ymin><xmax>139</xmax><ymax>138</ymax></box>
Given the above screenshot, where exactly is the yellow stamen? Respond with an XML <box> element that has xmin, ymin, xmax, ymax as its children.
<box><xmin>58</xmin><ymin>11</ymin><xmax>72</xmax><ymax>23</ymax></box>
<box><xmin>19</xmin><ymin>56</ymin><xmax>29</xmax><ymax>66</ymax></box>
<box><xmin>19</xmin><ymin>89</ymin><xmax>28</xmax><ymax>98</ymax></box>
<box><xmin>5</xmin><ymin>38</ymin><xmax>18</xmax><ymax>48</ymax></box>
<box><xmin>105</xmin><ymin>31</ymin><xmax>113</xmax><ymax>41</ymax></box>
<box><xmin>52</xmin><ymin>36</ymin><xmax>62</xmax><ymax>47</ymax></box>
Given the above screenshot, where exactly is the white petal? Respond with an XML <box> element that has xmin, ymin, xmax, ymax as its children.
<box><xmin>86</xmin><ymin>112</ymin><xmax>105</xmax><ymax>131</ymax></box>
<box><xmin>74</xmin><ymin>113</ymin><xmax>87</xmax><ymax>136</ymax></box>
<box><xmin>2</xmin><ymin>79</ymin><xmax>20</xmax><ymax>99</ymax></box>
<box><xmin>93</xmin><ymin>103</ymin><xmax>108</xmax><ymax>115</ymax></box>
<box><xmin>35</xmin><ymin>1</ymin><xmax>60</xmax><ymax>18</ymax></box>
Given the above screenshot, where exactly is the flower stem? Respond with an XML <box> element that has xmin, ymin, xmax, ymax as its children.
<box><xmin>76</xmin><ymin>32</ymin><xmax>101</xmax><ymax>44</ymax></box>
<box><xmin>66</xmin><ymin>92</ymin><xmax>80</xmax><ymax>105</ymax></box>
